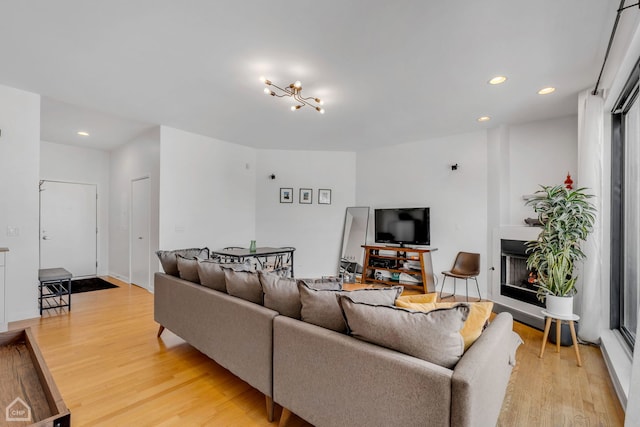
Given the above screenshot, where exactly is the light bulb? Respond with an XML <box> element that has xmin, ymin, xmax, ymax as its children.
<box><xmin>259</xmin><ymin>76</ymin><xmax>266</xmax><ymax>83</ymax></box>
<box><xmin>263</xmin><ymin>88</ymin><xmax>271</xmax><ymax>95</ymax></box>
<box><xmin>77</xmin><ymin>131</ymin><xmax>89</xmax><ymax>136</ymax></box>
<box><xmin>291</xmin><ymin>105</ymin><xmax>298</xmax><ymax>111</ymax></box>
<box><xmin>293</xmin><ymin>80</ymin><xmax>302</xmax><ymax>88</ymax></box>
<box><xmin>319</xmin><ymin>108</ymin><xmax>325</xmax><ymax>114</ymax></box>
<box><xmin>477</xmin><ymin>116</ymin><xmax>491</xmax><ymax>122</ymax></box>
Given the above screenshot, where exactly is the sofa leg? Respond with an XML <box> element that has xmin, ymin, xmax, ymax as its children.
<box><xmin>157</xmin><ymin>325</ymin><xmax>165</xmax><ymax>338</ymax></box>
<box><xmin>265</xmin><ymin>396</ymin><xmax>274</xmax><ymax>422</ymax></box>
<box><xmin>279</xmin><ymin>408</ymin><xmax>292</xmax><ymax>427</ymax></box>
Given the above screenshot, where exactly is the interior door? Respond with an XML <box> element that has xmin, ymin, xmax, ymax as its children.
<box><xmin>40</xmin><ymin>181</ymin><xmax>97</xmax><ymax>277</ymax></box>
<box><xmin>131</xmin><ymin>177</ymin><xmax>151</xmax><ymax>290</ymax></box>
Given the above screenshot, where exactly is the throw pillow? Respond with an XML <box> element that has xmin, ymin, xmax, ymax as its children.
<box><xmin>197</xmin><ymin>259</ymin><xmax>251</xmax><ymax>292</ymax></box>
<box><xmin>176</xmin><ymin>255</ymin><xmax>200</xmax><ymax>284</ymax></box>
<box><xmin>396</xmin><ymin>293</ymin><xmax>438</xmax><ymax>305</ymax></box>
<box><xmin>259</xmin><ymin>272</ymin><xmax>301</xmax><ymax>319</ymax></box>
<box><xmin>395</xmin><ymin>300</ymin><xmax>494</xmax><ymax>350</ymax></box>
<box><xmin>338</xmin><ymin>296</ymin><xmax>469</xmax><ymax>369</ymax></box>
<box><xmin>298</xmin><ymin>283</ymin><xmax>403</xmax><ymax>332</ymax></box>
<box><xmin>297</xmin><ymin>277</ymin><xmax>343</xmax><ymax>290</ymax></box>
<box><xmin>156</xmin><ymin>247</ymin><xmax>209</xmax><ymax>276</ymax></box>
<box><xmin>224</xmin><ymin>269</ymin><xmax>263</xmax><ymax>305</ymax></box>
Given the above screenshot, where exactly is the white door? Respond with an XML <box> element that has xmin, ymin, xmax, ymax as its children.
<box><xmin>40</xmin><ymin>181</ymin><xmax>97</xmax><ymax>277</ymax></box>
<box><xmin>131</xmin><ymin>178</ymin><xmax>151</xmax><ymax>289</ymax></box>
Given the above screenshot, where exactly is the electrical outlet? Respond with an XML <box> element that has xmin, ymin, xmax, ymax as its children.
<box><xmin>6</xmin><ymin>226</ymin><xmax>19</xmax><ymax>237</ymax></box>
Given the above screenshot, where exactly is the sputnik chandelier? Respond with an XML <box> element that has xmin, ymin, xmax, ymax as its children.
<box><xmin>260</xmin><ymin>76</ymin><xmax>325</xmax><ymax>114</ymax></box>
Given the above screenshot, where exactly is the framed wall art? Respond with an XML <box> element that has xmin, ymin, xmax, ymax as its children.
<box><xmin>280</xmin><ymin>188</ymin><xmax>293</xmax><ymax>203</ymax></box>
<box><xmin>318</xmin><ymin>189</ymin><xmax>332</xmax><ymax>205</ymax></box>
<box><xmin>299</xmin><ymin>188</ymin><xmax>313</xmax><ymax>204</ymax></box>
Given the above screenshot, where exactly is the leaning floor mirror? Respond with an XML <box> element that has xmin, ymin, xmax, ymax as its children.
<box><xmin>338</xmin><ymin>207</ymin><xmax>370</xmax><ymax>282</ymax></box>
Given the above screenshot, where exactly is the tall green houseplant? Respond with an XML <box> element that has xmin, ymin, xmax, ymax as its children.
<box><xmin>525</xmin><ymin>185</ymin><xmax>596</xmax><ymax>301</ymax></box>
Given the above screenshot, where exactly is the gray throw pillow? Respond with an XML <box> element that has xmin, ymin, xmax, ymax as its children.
<box><xmin>297</xmin><ymin>277</ymin><xmax>343</xmax><ymax>291</ymax></box>
<box><xmin>176</xmin><ymin>255</ymin><xmax>200</xmax><ymax>283</ymax></box>
<box><xmin>259</xmin><ymin>272</ymin><xmax>301</xmax><ymax>319</ymax></box>
<box><xmin>338</xmin><ymin>296</ymin><xmax>469</xmax><ymax>369</ymax></box>
<box><xmin>298</xmin><ymin>283</ymin><xmax>403</xmax><ymax>332</ymax></box>
<box><xmin>197</xmin><ymin>259</ymin><xmax>251</xmax><ymax>292</ymax></box>
<box><xmin>224</xmin><ymin>269</ymin><xmax>263</xmax><ymax>305</ymax></box>
<box><xmin>156</xmin><ymin>247</ymin><xmax>209</xmax><ymax>276</ymax></box>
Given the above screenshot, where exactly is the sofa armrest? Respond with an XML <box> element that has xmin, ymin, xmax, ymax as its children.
<box><xmin>451</xmin><ymin>312</ymin><xmax>522</xmax><ymax>427</ymax></box>
<box><xmin>274</xmin><ymin>315</ymin><xmax>454</xmax><ymax>427</ymax></box>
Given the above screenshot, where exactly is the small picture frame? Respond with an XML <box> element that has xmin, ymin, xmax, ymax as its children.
<box><xmin>280</xmin><ymin>188</ymin><xmax>293</xmax><ymax>203</ymax></box>
<box><xmin>299</xmin><ymin>188</ymin><xmax>313</xmax><ymax>204</ymax></box>
<box><xmin>318</xmin><ymin>189</ymin><xmax>332</xmax><ymax>205</ymax></box>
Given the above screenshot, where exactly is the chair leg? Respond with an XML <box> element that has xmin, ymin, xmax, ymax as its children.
<box><xmin>465</xmin><ymin>278</ymin><xmax>469</xmax><ymax>302</ymax></box>
<box><xmin>439</xmin><ymin>276</ymin><xmax>455</xmax><ymax>300</ymax></box>
<box><xmin>439</xmin><ymin>275</ymin><xmax>447</xmax><ymax>299</ymax></box>
<box><xmin>474</xmin><ymin>277</ymin><xmax>481</xmax><ymax>301</ymax></box>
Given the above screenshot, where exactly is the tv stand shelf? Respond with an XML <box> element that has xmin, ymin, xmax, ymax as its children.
<box><xmin>361</xmin><ymin>245</ymin><xmax>437</xmax><ymax>293</ymax></box>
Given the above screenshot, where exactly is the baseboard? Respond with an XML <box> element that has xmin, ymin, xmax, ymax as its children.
<box><xmin>493</xmin><ymin>302</ymin><xmax>545</xmax><ymax>330</ymax></box>
<box><xmin>109</xmin><ymin>272</ymin><xmax>129</xmax><ymax>283</ymax></box>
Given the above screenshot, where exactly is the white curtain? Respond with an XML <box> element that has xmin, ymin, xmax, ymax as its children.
<box><xmin>577</xmin><ymin>90</ymin><xmax>604</xmax><ymax>343</ymax></box>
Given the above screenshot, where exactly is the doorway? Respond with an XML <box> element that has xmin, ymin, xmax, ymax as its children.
<box><xmin>39</xmin><ymin>180</ymin><xmax>97</xmax><ymax>277</ymax></box>
<box><xmin>131</xmin><ymin>177</ymin><xmax>151</xmax><ymax>290</ymax></box>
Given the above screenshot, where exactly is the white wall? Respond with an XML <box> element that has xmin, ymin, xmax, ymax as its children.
<box><xmin>40</xmin><ymin>141</ymin><xmax>110</xmax><ymax>276</ymax></box>
<box><xmin>255</xmin><ymin>150</ymin><xmax>356</xmax><ymax>277</ymax></box>
<box><xmin>356</xmin><ymin>131</ymin><xmax>488</xmax><ymax>296</ymax></box>
<box><xmin>109</xmin><ymin>127</ymin><xmax>160</xmax><ymax>283</ymax></box>
<box><xmin>0</xmin><ymin>85</ymin><xmax>41</xmax><ymax>323</ymax></box>
<box><xmin>159</xmin><ymin>126</ymin><xmax>256</xmax><ymax>252</ymax></box>
<box><xmin>508</xmin><ymin>115</ymin><xmax>578</xmax><ymax>224</ymax></box>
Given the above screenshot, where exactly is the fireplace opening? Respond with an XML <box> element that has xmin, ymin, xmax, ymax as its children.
<box><xmin>500</xmin><ymin>239</ymin><xmax>544</xmax><ymax>307</ymax></box>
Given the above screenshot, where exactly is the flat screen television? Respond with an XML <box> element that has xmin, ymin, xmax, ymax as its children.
<box><xmin>374</xmin><ymin>207</ymin><xmax>430</xmax><ymax>246</ymax></box>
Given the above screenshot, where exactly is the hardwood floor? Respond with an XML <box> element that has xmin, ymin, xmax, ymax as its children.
<box><xmin>9</xmin><ymin>278</ymin><xmax>624</xmax><ymax>426</ymax></box>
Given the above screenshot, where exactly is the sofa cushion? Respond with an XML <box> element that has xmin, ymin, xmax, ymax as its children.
<box><xmin>297</xmin><ymin>277</ymin><xmax>343</xmax><ymax>291</ymax></box>
<box><xmin>395</xmin><ymin>300</ymin><xmax>494</xmax><ymax>350</ymax></box>
<box><xmin>156</xmin><ymin>247</ymin><xmax>209</xmax><ymax>276</ymax></box>
<box><xmin>338</xmin><ymin>296</ymin><xmax>469</xmax><ymax>369</ymax></box>
<box><xmin>176</xmin><ymin>255</ymin><xmax>201</xmax><ymax>283</ymax></box>
<box><xmin>197</xmin><ymin>259</ymin><xmax>251</xmax><ymax>292</ymax></box>
<box><xmin>225</xmin><ymin>269</ymin><xmax>263</xmax><ymax>305</ymax></box>
<box><xmin>298</xmin><ymin>283</ymin><xmax>403</xmax><ymax>332</ymax></box>
<box><xmin>259</xmin><ymin>272</ymin><xmax>301</xmax><ymax>319</ymax></box>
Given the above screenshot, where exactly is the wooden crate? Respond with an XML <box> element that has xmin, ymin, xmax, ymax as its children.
<box><xmin>0</xmin><ymin>328</ymin><xmax>70</xmax><ymax>427</ymax></box>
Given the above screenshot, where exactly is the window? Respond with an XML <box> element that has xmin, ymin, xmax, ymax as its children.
<box><xmin>611</xmin><ymin>58</ymin><xmax>640</xmax><ymax>349</ymax></box>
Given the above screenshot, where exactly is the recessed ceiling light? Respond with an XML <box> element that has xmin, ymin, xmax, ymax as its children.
<box><xmin>477</xmin><ymin>116</ymin><xmax>491</xmax><ymax>122</ymax></box>
<box><xmin>77</xmin><ymin>131</ymin><xmax>89</xmax><ymax>136</ymax></box>
<box><xmin>537</xmin><ymin>87</ymin><xmax>556</xmax><ymax>95</ymax></box>
<box><xmin>488</xmin><ymin>76</ymin><xmax>507</xmax><ymax>85</ymax></box>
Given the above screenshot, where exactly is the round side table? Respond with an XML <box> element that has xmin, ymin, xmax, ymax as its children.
<box><xmin>539</xmin><ymin>309</ymin><xmax>582</xmax><ymax>367</ymax></box>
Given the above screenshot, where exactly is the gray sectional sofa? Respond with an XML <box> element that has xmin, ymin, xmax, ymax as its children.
<box><xmin>154</xmin><ymin>270</ymin><xmax>521</xmax><ymax>427</ymax></box>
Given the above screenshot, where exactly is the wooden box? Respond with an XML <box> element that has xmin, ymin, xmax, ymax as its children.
<box><xmin>0</xmin><ymin>328</ymin><xmax>70</xmax><ymax>426</ymax></box>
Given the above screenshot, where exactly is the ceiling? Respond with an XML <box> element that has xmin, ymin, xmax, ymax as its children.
<box><xmin>0</xmin><ymin>1</ymin><xmax>632</xmax><ymax>151</ymax></box>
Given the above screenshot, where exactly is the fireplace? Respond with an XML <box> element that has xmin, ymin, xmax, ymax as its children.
<box><xmin>500</xmin><ymin>239</ymin><xmax>543</xmax><ymax>308</ymax></box>
<box><xmin>490</xmin><ymin>227</ymin><xmax>545</xmax><ymax>330</ymax></box>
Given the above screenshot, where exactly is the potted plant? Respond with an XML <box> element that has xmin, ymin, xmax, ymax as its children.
<box><xmin>525</xmin><ymin>184</ymin><xmax>596</xmax><ymax>316</ymax></box>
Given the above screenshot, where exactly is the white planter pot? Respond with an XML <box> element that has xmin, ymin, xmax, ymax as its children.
<box><xmin>545</xmin><ymin>294</ymin><xmax>574</xmax><ymax>317</ymax></box>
